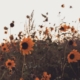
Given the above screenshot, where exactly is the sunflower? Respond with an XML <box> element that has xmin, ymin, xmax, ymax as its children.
<box><xmin>67</xmin><ymin>49</ymin><xmax>80</xmax><ymax>63</ymax></box>
<box><xmin>71</xmin><ymin>26</ymin><xmax>75</xmax><ymax>32</ymax></box>
<box><xmin>20</xmin><ymin>77</ymin><xmax>24</xmax><ymax>80</ymax></box>
<box><xmin>43</xmin><ymin>72</ymin><xmax>48</xmax><ymax>77</ymax></box>
<box><xmin>34</xmin><ymin>77</ymin><xmax>39</xmax><ymax>80</ymax></box>
<box><xmin>5</xmin><ymin>59</ymin><xmax>15</xmax><ymax>70</ymax></box>
<box><xmin>4</xmin><ymin>26</ymin><xmax>8</xmax><ymax>30</ymax></box>
<box><xmin>4</xmin><ymin>31</ymin><xmax>8</xmax><ymax>34</ymax></box>
<box><xmin>9</xmin><ymin>35</ymin><xmax>14</xmax><ymax>40</ymax></box>
<box><xmin>10</xmin><ymin>22</ymin><xmax>14</xmax><ymax>27</ymax></box>
<box><xmin>20</xmin><ymin>37</ymin><xmax>34</xmax><ymax>55</ymax></box>
<box><xmin>1</xmin><ymin>44</ymin><xmax>9</xmax><ymax>53</ymax></box>
<box><xmin>41</xmin><ymin>72</ymin><xmax>51</xmax><ymax>80</ymax></box>
<box><xmin>44</xmin><ymin>27</ymin><xmax>49</xmax><ymax>35</ymax></box>
<box><xmin>59</xmin><ymin>24</ymin><xmax>70</xmax><ymax>32</ymax></box>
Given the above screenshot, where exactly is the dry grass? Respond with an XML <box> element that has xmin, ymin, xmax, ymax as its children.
<box><xmin>1</xmin><ymin>10</ymin><xmax>80</xmax><ymax>80</ymax></box>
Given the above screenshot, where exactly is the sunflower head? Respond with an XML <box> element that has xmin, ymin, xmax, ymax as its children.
<box><xmin>34</xmin><ymin>77</ymin><xmax>39</xmax><ymax>80</ymax></box>
<box><xmin>5</xmin><ymin>59</ymin><xmax>15</xmax><ymax>70</ymax></box>
<box><xmin>4</xmin><ymin>31</ymin><xmax>8</xmax><ymax>34</ymax></box>
<box><xmin>9</xmin><ymin>35</ymin><xmax>14</xmax><ymax>40</ymax></box>
<box><xmin>1</xmin><ymin>44</ymin><xmax>9</xmax><ymax>53</ymax></box>
<box><xmin>20</xmin><ymin>37</ymin><xmax>34</xmax><ymax>55</ymax></box>
<box><xmin>10</xmin><ymin>22</ymin><xmax>14</xmax><ymax>27</ymax></box>
<box><xmin>67</xmin><ymin>49</ymin><xmax>80</xmax><ymax>63</ymax></box>
<box><xmin>43</xmin><ymin>72</ymin><xmax>48</xmax><ymax>77</ymax></box>
<box><xmin>4</xmin><ymin>26</ymin><xmax>8</xmax><ymax>30</ymax></box>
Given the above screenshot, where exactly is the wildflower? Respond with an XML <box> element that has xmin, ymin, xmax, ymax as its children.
<box><xmin>39</xmin><ymin>25</ymin><xmax>43</xmax><ymax>28</ymax></box>
<box><xmin>10</xmin><ymin>22</ymin><xmax>14</xmax><ymax>27</ymax></box>
<box><xmin>41</xmin><ymin>72</ymin><xmax>51</xmax><ymax>80</ymax></box>
<box><xmin>50</xmin><ymin>27</ymin><xmax>54</xmax><ymax>31</ymax></box>
<box><xmin>69</xmin><ymin>5</ymin><xmax>72</xmax><ymax>8</ymax></box>
<box><xmin>9</xmin><ymin>35</ymin><xmax>14</xmax><ymax>40</ymax></box>
<box><xmin>1</xmin><ymin>44</ymin><xmax>9</xmax><ymax>53</ymax></box>
<box><xmin>5</xmin><ymin>59</ymin><xmax>15</xmax><ymax>70</ymax></box>
<box><xmin>61</xmin><ymin>4</ymin><xmax>65</xmax><ymax>8</ymax></box>
<box><xmin>67</xmin><ymin>49</ymin><xmax>80</xmax><ymax>63</ymax></box>
<box><xmin>4</xmin><ymin>31</ymin><xmax>8</xmax><ymax>34</ymax></box>
<box><xmin>71</xmin><ymin>26</ymin><xmax>75</xmax><ymax>32</ymax></box>
<box><xmin>20</xmin><ymin>37</ymin><xmax>34</xmax><ymax>55</ymax></box>
<box><xmin>44</xmin><ymin>27</ymin><xmax>49</xmax><ymax>35</ymax></box>
<box><xmin>34</xmin><ymin>77</ymin><xmax>39</xmax><ymax>80</ymax></box>
<box><xmin>59</xmin><ymin>24</ymin><xmax>70</xmax><ymax>32</ymax></box>
<box><xmin>43</xmin><ymin>72</ymin><xmax>48</xmax><ymax>77</ymax></box>
<box><xmin>4</xmin><ymin>26</ymin><xmax>8</xmax><ymax>30</ymax></box>
<box><xmin>18</xmin><ymin>31</ymin><xmax>22</xmax><ymax>39</ymax></box>
<box><xmin>26</xmin><ymin>15</ymin><xmax>30</xmax><ymax>18</ymax></box>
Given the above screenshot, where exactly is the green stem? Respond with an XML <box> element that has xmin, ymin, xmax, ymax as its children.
<box><xmin>61</xmin><ymin>40</ymin><xmax>68</xmax><ymax>79</ymax></box>
<box><xmin>0</xmin><ymin>71</ymin><xmax>6</xmax><ymax>80</ymax></box>
<box><xmin>22</xmin><ymin>55</ymin><xmax>25</xmax><ymax>77</ymax></box>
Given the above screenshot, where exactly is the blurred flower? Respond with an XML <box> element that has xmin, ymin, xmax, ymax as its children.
<box><xmin>9</xmin><ymin>35</ymin><xmax>14</xmax><ymax>40</ymax></box>
<box><xmin>1</xmin><ymin>44</ymin><xmax>9</xmax><ymax>53</ymax></box>
<box><xmin>34</xmin><ymin>77</ymin><xmax>39</xmax><ymax>80</ymax></box>
<box><xmin>71</xmin><ymin>26</ymin><xmax>75</xmax><ymax>32</ymax></box>
<box><xmin>10</xmin><ymin>22</ymin><xmax>14</xmax><ymax>27</ymax></box>
<box><xmin>4</xmin><ymin>26</ymin><xmax>8</xmax><ymax>30</ymax></box>
<box><xmin>69</xmin><ymin>5</ymin><xmax>72</xmax><ymax>8</ymax></box>
<box><xmin>5</xmin><ymin>59</ymin><xmax>15</xmax><ymax>70</ymax></box>
<box><xmin>61</xmin><ymin>4</ymin><xmax>65</xmax><ymax>8</ymax></box>
<box><xmin>4</xmin><ymin>31</ymin><xmax>8</xmax><ymax>34</ymax></box>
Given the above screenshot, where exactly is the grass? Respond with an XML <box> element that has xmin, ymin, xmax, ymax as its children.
<box><xmin>0</xmin><ymin>9</ymin><xmax>80</xmax><ymax>80</ymax></box>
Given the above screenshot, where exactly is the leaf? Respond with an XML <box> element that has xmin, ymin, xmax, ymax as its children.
<box><xmin>41</xmin><ymin>14</ymin><xmax>47</xmax><ymax>18</ymax></box>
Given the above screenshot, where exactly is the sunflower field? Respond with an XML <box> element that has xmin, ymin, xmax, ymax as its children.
<box><xmin>1</xmin><ymin>5</ymin><xmax>80</xmax><ymax>80</ymax></box>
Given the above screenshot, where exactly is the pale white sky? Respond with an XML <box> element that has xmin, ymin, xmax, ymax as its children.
<box><xmin>0</xmin><ymin>0</ymin><xmax>80</xmax><ymax>42</ymax></box>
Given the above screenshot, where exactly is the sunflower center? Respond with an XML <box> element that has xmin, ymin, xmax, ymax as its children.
<box><xmin>8</xmin><ymin>62</ymin><xmax>12</xmax><ymax>66</ymax></box>
<box><xmin>22</xmin><ymin>42</ymin><xmax>28</xmax><ymax>49</ymax></box>
<box><xmin>60</xmin><ymin>27</ymin><xmax>64</xmax><ymax>30</ymax></box>
<box><xmin>70</xmin><ymin>54</ymin><xmax>75</xmax><ymax>59</ymax></box>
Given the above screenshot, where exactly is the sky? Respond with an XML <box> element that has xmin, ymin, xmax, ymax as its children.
<box><xmin>0</xmin><ymin>0</ymin><xmax>80</xmax><ymax>43</ymax></box>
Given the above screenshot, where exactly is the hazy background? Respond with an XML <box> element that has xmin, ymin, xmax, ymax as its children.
<box><xmin>0</xmin><ymin>0</ymin><xmax>80</xmax><ymax>42</ymax></box>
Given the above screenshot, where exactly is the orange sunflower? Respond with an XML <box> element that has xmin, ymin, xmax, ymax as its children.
<box><xmin>20</xmin><ymin>77</ymin><xmax>24</xmax><ymax>80</ymax></box>
<box><xmin>67</xmin><ymin>49</ymin><xmax>80</xmax><ymax>63</ymax></box>
<box><xmin>44</xmin><ymin>27</ymin><xmax>49</xmax><ymax>35</ymax></box>
<box><xmin>35</xmin><ymin>77</ymin><xmax>39</xmax><ymax>80</ymax></box>
<box><xmin>59</xmin><ymin>24</ymin><xmax>70</xmax><ymax>32</ymax></box>
<box><xmin>20</xmin><ymin>37</ymin><xmax>34</xmax><ymax>55</ymax></box>
<box><xmin>5</xmin><ymin>59</ymin><xmax>16</xmax><ymax>70</ymax></box>
<box><xmin>1</xmin><ymin>44</ymin><xmax>9</xmax><ymax>53</ymax></box>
